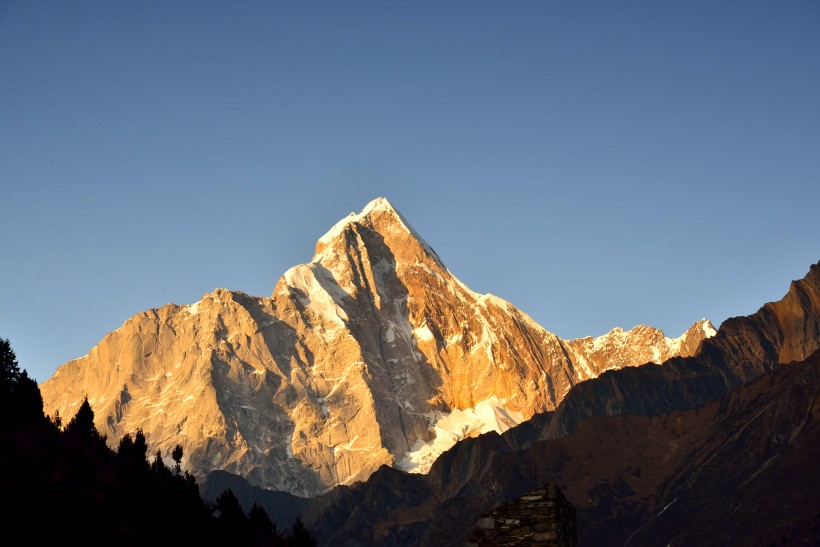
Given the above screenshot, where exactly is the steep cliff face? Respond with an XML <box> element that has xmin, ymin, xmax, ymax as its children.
<box><xmin>261</xmin><ymin>261</ymin><xmax>819</xmax><ymax>546</ymax></box>
<box><xmin>39</xmin><ymin>197</ymin><xmax>713</xmax><ymax>497</ymax></box>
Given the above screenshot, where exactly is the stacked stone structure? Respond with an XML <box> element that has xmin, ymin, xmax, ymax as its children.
<box><xmin>466</xmin><ymin>483</ymin><xmax>577</xmax><ymax>546</ymax></box>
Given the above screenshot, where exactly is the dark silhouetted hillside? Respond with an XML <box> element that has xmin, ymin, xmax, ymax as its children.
<box><xmin>0</xmin><ymin>337</ymin><xmax>316</xmax><ymax>546</ymax></box>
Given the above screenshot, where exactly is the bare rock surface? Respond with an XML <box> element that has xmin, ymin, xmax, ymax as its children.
<box><xmin>40</xmin><ymin>197</ymin><xmax>714</xmax><ymax>497</ymax></box>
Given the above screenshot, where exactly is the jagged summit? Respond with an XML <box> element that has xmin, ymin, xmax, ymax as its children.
<box><xmin>693</xmin><ymin>318</ymin><xmax>717</xmax><ymax>337</ymax></box>
<box><xmin>583</xmin><ymin>318</ymin><xmax>716</xmax><ymax>341</ymax></box>
<box><xmin>313</xmin><ymin>196</ymin><xmax>444</xmax><ymax>267</ymax></box>
<box><xmin>316</xmin><ymin>197</ymin><xmax>398</xmax><ymax>246</ymax></box>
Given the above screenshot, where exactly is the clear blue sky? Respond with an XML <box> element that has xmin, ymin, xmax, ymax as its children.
<box><xmin>2</xmin><ymin>1</ymin><xmax>818</xmax><ymax>383</ymax></box>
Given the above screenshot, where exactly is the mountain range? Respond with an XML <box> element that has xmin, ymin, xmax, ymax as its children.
<box><xmin>38</xmin><ymin>197</ymin><xmax>820</xmax><ymax>545</ymax></box>
<box><xmin>40</xmin><ymin>197</ymin><xmax>714</xmax><ymax>497</ymax></box>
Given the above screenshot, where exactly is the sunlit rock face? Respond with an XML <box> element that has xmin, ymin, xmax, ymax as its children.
<box><xmin>39</xmin><ymin>197</ymin><xmax>714</xmax><ymax>497</ymax></box>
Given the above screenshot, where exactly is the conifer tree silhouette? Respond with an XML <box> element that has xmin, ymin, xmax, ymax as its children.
<box><xmin>15</xmin><ymin>369</ymin><xmax>45</xmax><ymax>426</ymax></box>
<box><xmin>118</xmin><ymin>431</ymin><xmax>135</xmax><ymax>454</ymax></box>
<box><xmin>65</xmin><ymin>396</ymin><xmax>100</xmax><ymax>442</ymax></box>
<box><xmin>0</xmin><ymin>339</ymin><xmax>45</xmax><ymax>428</ymax></box>
<box><xmin>0</xmin><ymin>337</ymin><xmax>21</xmax><ymax>388</ymax></box>
<box><xmin>213</xmin><ymin>488</ymin><xmax>252</xmax><ymax>545</ymax></box>
<box><xmin>0</xmin><ymin>336</ymin><xmax>274</xmax><ymax>546</ymax></box>
<box><xmin>151</xmin><ymin>449</ymin><xmax>167</xmax><ymax>475</ymax></box>
<box><xmin>0</xmin><ymin>337</ymin><xmax>22</xmax><ymax>429</ymax></box>
<box><xmin>249</xmin><ymin>502</ymin><xmax>282</xmax><ymax>546</ymax></box>
<box><xmin>0</xmin><ymin>336</ymin><xmax>306</xmax><ymax>546</ymax></box>
<box><xmin>287</xmin><ymin>517</ymin><xmax>317</xmax><ymax>547</ymax></box>
<box><xmin>215</xmin><ymin>488</ymin><xmax>246</xmax><ymax>521</ymax></box>
<box><xmin>133</xmin><ymin>429</ymin><xmax>148</xmax><ymax>459</ymax></box>
<box><xmin>172</xmin><ymin>444</ymin><xmax>183</xmax><ymax>475</ymax></box>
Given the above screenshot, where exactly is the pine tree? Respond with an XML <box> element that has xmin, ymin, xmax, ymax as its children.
<box><xmin>250</xmin><ymin>503</ymin><xmax>282</xmax><ymax>546</ymax></box>
<box><xmin>118</xmin><ymin>432</ymin><xmax>134</xmax><ymax>454</ymax></box>
<box><xmin>133</xmin><ymin>429</ymin><xmax>148</xmax><ymax>459</ymax></box>
<box><xmin>50</xmin><ymin>409</ymin><xmax>62</xmax><ymax>430</ymax></box>
<box><xmin>65</xmin><ymin>396</ymin><xmax>101</xmax><ymax>442</ymax></box>
<box><xmin>0</xmin><ymin>338</ymin><xmax>47</xmax><ymax>429</ymax></box>
<box><xmin>14</xmin><ymin>370</ymin><xmax>45</xmax><ymax>427</ymax></box>
<box><xmin>0</xmin><ymin>337</ymin><xmax>22</xmax><ymax>429</ymax></box>
<box><xmin>287</xmin><ymin>517</ymin><xmax>317</xmax><ymax>547</ymax></box>
<box><xmin>0</xmin><ymin>337</ymin><xmax>21</xmax><ymax>389</ymax></box>
<box><xmin>213</xmin><ymin>488</ymin><xmax>252</xmax><ymax>545</ymax></box>
<box><xmin>151</xmin><ymin>450</ymin><xmax>168</xmax><ymax>475</ymax></box>
<box><xmin>215</xmin><ymin>488</ymin><xmax>246</xmax><ymax>521</ymax></box>
<box><xmin>249</xmin><ymin>503</ymin><xmax>274</xmax><ymax>533</ymax></box>
<box><xmin>172</xmin><ymin>444</ymin><xmax>183</xmax><ymax>475</ymax></box>
<box><xmin>117</xmin><ymin>429</ymin><xmax>149</xmax><ymax>469</ymax></box>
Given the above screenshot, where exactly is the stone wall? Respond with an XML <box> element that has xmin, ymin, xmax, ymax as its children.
<box><xmin>465</xmin><ymin>483</ymin><xmax>577</xmax><ymax>546</ymax></box>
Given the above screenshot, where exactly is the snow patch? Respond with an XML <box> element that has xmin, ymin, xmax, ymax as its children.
<box><xmin>282</xmin><ymin>263</ymin><xmax>349</xmax><ymax>324</ymax></box>
<box><xmin>479</xmin><ymin>293</ymin><xmax>511</xmax><ymax>312</ymax></box>
<box><xmin>666</xmin><ymin>336</ymin><xmax>683</xmax><ymax>355</ymax></box>
<box><xmin>701</xmin><ymin>319</ymin><xmax>717</xmax><ymax>338</ymax></box>
<box><xmin>413</xmin><ymin>324</ymin><xmax>434</xmax><ymax>342</ymax></box>
<box><xmin>592</xmin><ymin>327</ymin><xmax>624</xmax><ymax>352</ymax></box>
<box><xmin>339</xmin><ymin>435</ymin><xmax>362</xmax><ymax>452</ymax></box>
<box><xmin>573</xmin><ymin>352</ymin><xmax>594</xmax><ymax>379</ymax></box>
<box><xmin>395</xmin><ymin>396</ymin><xmax>525</xmax><ymax>474</ymax></box>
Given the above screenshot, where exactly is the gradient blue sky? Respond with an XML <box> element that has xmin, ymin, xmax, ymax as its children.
<box><xmin>2</xmin><ymin>1</ymin><xmax>819</xmax><ymax>383</ymax></box>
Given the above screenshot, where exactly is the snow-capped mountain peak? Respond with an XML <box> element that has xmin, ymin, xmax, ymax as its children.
<box><xmin>314</xmin><ymin>196</ymin><xmax>444</xmax><ymax>268</ymax></box>
<box><xmin>39</xmin><ymin>197</ymin><xmax>715</xmax><ymax>497</ymax></box>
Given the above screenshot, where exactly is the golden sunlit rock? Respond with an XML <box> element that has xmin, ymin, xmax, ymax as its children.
<box><xmin>39</xmin><ymin>198</ymin><xmax>714</xmax><ymax>497</ymax></box>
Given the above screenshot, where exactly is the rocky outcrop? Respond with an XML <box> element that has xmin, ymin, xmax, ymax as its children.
<box><xmin>39</xmin><ymin>197</ymin><xmax>714</xmax><ymax>497</ymax></box>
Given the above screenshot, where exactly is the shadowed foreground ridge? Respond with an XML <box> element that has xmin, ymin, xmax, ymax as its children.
<box><xmin>224</xmin><ymin>261</ymin><xmax>820</xmax><ymax>546</ymax></box>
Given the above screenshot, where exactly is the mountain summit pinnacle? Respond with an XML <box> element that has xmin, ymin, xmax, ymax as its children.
<box><xmin>313</xmin><ymin>196</ymin><xmax>444</xmax><ymax>267</ymax></box>
<box><xmin>316</xmin><ymin>197</ymin><xmax>401</xmax><ymax>251</ymax></box>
